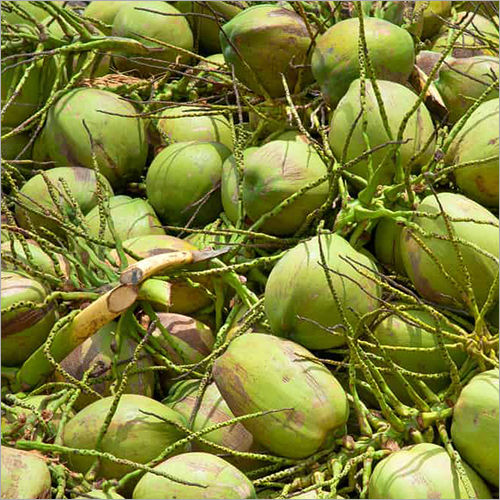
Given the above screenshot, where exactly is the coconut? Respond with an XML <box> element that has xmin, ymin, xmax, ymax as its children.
<box><xmin>40</xmin><ymin>88</ymin><xmax>148</xmax><ymax>188</ymax></box>
<box><xmin>265</xmin><ymin>233</ymin><xmax>381</xmax><ymax>350</ymax></box>
<box><xmin>63</xmin><ymin>394</ymin><xmax>187</xmax><ymax>479</ymax></box>
<box><xmin>117</xmin><ymin>235</ymin><xmax>212</xmax><ymax>314</ymax></box>
<box><xmin>367</xmin><ymin>304</ymin><xmax>467</xmax><ymax>403</ymax></box>
<box><xmin>451</xmin><ymin>369</ymin><xmax>499</xmax><ymax>486</ymax></box>
<box><xmin>419</xmin><ymin>0</ymin><xmax>452</xmax><ymax>39</ymax></box>
<box><xmin>312</xmin><ymin>17</ymin><xmax>414</xmax><ymax>106</ymax></box>
<box><xmin>369</xmin><ymin>443</ymin><xmax>491</xmax><ymax>498</ymax></box>
<box><xmin>380</xmin><ymin>2</ymin><xmax>424</xmax><ymax>37</ymax></box>
<box><xmin>15</xmin><ymin>166</ymin><xmax>113</xmax><ymax>236</ymax></box>
<box><xmin>176</xmin><ymin>1</ymin><xmax>247</xmax><ymax>54</ymax></box>
<box><xmin>213</xmin><ymin>334</ymin><xmax>349</xmax><ymax>459</ymax></box>
<box><xmin>400</xmin><ymin>192</ymin><xmax>499</xmax><ymax>312</ymax></box>
<box><xmin>1</xmin><ymin>446</ymin><xmax>52</xmax><ymax>499</ymax></box>
<box><xmin>84</xmin><ymin>1</ymin><xmax>123</xmax><ymax>33</ymax></box>
<box><xmin>1</xmin><ymin>271</ymin><xmax>56</xmax><ymax>367</ymax></box>
<box><xmin>85</xmin><ymin>195</ymin><xmax>165</xmax><ymax>244</ymax></box>
<box><xmin>75</xmin><ymin>490</ymin><xmax>124</xmax><ymax>499</ymax></box>
<box><xmin>435</xmin><ymin>56</ymin><xmax>499</xmax><ymax>124</ymax></box>
<box><xmin>146</xmin><ymin>141</ymin><xmax>231</xmax><ymax>227</ymax></box>
<box><xmin>239</xmin><ymin>140</ymin><xmax>329</xmax><ymax>235</ymax></box>
<box><xmin>158</xmin><ymin>105</ymin><xmax>233</xmax><ymax>150</ymax></box>
<box><xmin>329</xmin><ymin>79</ymin><xmax>436</xmax><ymax>184</ymax></box>
<box><xmin>432</xmin><ymin>12</ymin><xmax>498</xmax><ymax>58</ymax></box>
<box><xmin>112</xmin><ymin>1</ymin><xmax>193</xmax><ymax>76</ymax></box>
<box><xmin>132</xmin><ymin>452</ymin><xmax>256</xmax><ymax>499</ymax></box>
<box><xmin>165</xmin><ymin>380</ymin><xmax>258</xmax><ymax>469</ymax></box>
<box><xmin>373</xmin><ymin>217</ymin><xmax>406</xmax><ymax>274</ymax></box>
<box><xmin>445</xmin><ymin>98</ymin><xmax>499</xmax><ymax>207</ymax></box>
<box><xmin>220</xmin><ymin>4</ymin><xmax>312</xmax><ymax>97</ymax></box>
<box><xmin>55</xmin><ymin>322</ymin><xmax>155</xmax><ymax>410</ymax></box>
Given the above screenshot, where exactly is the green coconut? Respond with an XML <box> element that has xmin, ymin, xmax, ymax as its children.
<box><xmin>213</xmin><ymin>333</ymin><xmax>349</xmax><ymax>458</ymax></box>
<box><xmin>400</xmin><ymin>192</ymin><xmax>499</xmax><ymax>312</ymax></box>
<box><xmin>1</xmin><ymin>271</ymin><xmax>56</xmax><ymax>367</ymax></box>
<box><xmin>158</xmin><ymin>105</ymin><xmax>233</xmax><ymax>150</ymax></box>
<box><xmin>1</xmin><ymin>57</ymin><xmax>55</xmax><ymax>128</ymax></box>
<box><xmin>191</xmin><ymin>53</ymin><xmax>231</xmax><ymax>87</ymax></box>
<box><xmin>85</xmin><ymin>195</ymin><xmax>165</xmax><ymax>244</ymax></box>
<box><xmin>75</xmin><ymin>490</ymin><xmax>124</xmax><ymax>499</ymax></box>
<box><xmin>451</xmin><ymin>369</ymin><xmax>499</xmax><ymax>486</ymax></box>
<box><xmin>240</xmin><ymin>140</ymin><xmax>329</xmax><ymax>235</ymax></box>
<box><xmin>373</xmin><ymin>217</ymin><xmax>406</xmax><ymax>274</ymax></box>
<box><xmin>132</xmin><ymin>452</ymin><xmax>256</xmax><ymax>499</ymax></box>
<box><xmin>146</xmin><ymin>141</ymin><xmax>231</xmax><ymax>227</ymax></box>
<box><xmin>116</xmin><ymin>235</ymin><xmax>212</xmax><ymax>314</ymax></box>
<box><xmin>55</xmin><ymin>322</ymin><xmax>155</xmax><ymax>410</ymax></box>
<box><xmin>84</xmin><ymin>1</ymin><xmax>124</xmax><ymax>33</ymax></box>
<box><xmin>329</xmin><ymin>79</ymin><xmax>436</xmax><ymax>183</ymax></box>
<box><xmin>1</xmin><ymin>446</ymin><xmax>52</xmax><ymax>499</ymax></box>
<box><xmin>63</xmin><ymin>394</ymin><xmax>187</xmax><ymax>479</ymax></box>
<box><xmin>2</xmin><ymin>394</ymin><xmax>72</xmax><ymax>441</ymax></box>
<box><xmin>165</xmin><ymin>380</ymin><xmax>257</xmax><ymax>468</ymax></box>
<box><xmin>220</xmin><ymin>147</ymin><xmax>258</xmax><ymax>225</ymax></box>
<box><xmin>432</xmin><ymin>12</ymin><xmax>498</xmax><ymax>58</ymax></box>
<box><xmin>265</xmin><ymin>233</ymin><xmax>381</xmax><ymax>350</ymax></box>
<box><xmin>15</xmin><ymin>166</ymin><xmax>113</xmax><ymax>236</ymax></box>
<box><xmin>369</xmin><ymin>443</ymin><xmax>491</xmax><ymax>499</ymax></box>
<box><xmin>312</xmin><ymin>17</ymin><xmax>415</xmax><ymax>106</ymax></box>
<box><xmin>445</xmin><ymin>98</ymin><xmax>499</xmax><ymax>207</ymax></box>
<box><xmin>368</xmin><ymin>305</ymin><xmax>467</xmax><ymax>403</ymax></box>
<box><xmin>40</xmin><ymin>88</ymin><xmax>148</xmax><ymax>188</ymax></box>
<box><xmin>419</xmin><ymin>0</ymin><xmax>452</xmax><ymax>39</ymax></box>
<box><xmin>112</xmin><ymin>1</ymin><xmax>193</xmax><ymax>76</ymax></box>
<box><xmin>220</xmin><ymin>4</ymin><xmax>312</xmax><ymax>97</ymax></box>
<box><xmin>380</xmin><ymin>2</ymin><xmax>424</xmax><ymax>37</ymax></box>
<box><xmin>1</xmin><ymin>239</ymin><xmax>70</xmax><ymax>279</ymax></box>
<box><xmin>1</xmin><ymin>130</ymin><xmax>32</xmax><ymax>161</ymax></box>
<box><xmin>176</xmin><ymin>1</ymin><xmax>247</xmax><ymax>54</ymax></box>
<box><xmin>435</xmin><ymin>56</ymin><xmax>499</xmax><ymax>124</ymax></box>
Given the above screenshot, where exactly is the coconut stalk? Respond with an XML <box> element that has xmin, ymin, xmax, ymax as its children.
<box><xmin>17</xmin><ymin>284</ymin><xmax>138</xmax><ymax>390</ymax></box>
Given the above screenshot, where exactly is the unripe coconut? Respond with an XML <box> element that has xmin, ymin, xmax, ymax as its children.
<box><xmin>151</xmin><ymin>313</ymin><xmax>214</xmax><ymax>366</ymax></box>
<box><xmin>369</xmin><ymin>305</ymin><xmax>467</xmax><ymax>403</ymax></box>
<box><xmin>146</xmin><ymin>141</ymin><xmax>231</xmax><ymax>227</ymax></box>
<box><xmin>1</xmin><ymin>239</ymin><xmax>70</xmax><ymax>279</ymax></box>
<box><xmin>432</xmin><ymin>12</ymin><xmax>498</xmax><ymax>58</ymax></box>
<box><xmin>451</xmin><ymin>369</ymin><xmax>499</xmax><ymax>486</ymax></box>
<box><xmin>435</xmin><ymin>56</ymin><xmax>499</xmax><ymax>124</ymax></box>
<box><xmin>41</xmin><ymin>88</ymin><xmax>148</xmax><ymax>187</ymax></box>
<box><xmin>220</xmin><ymin>147</ymin><xmax>258</xmax><ymax>225</ymax></box>
<box><xmin>55</xmin><ymin>322</ymin><xmax>155</xmax><ymax>410</ymax></box>
<box><xmin>85</xmin><ymin>195</ymin><xmax>165</xmax><ymax>243</ymax></box>
<box><xmin>220</xmin><ymin>4</ymin><xmax>312</xmax><ymax>97</ymax></box>
<box><xmin>75</xmin><ymin>490</ymin><xmax>124</xmax><ymax>499</ymax></box>
<box><xmin>63</xmin><ymin>394</ymin><xmax>187</xmax><ymax>479</ymax></box>
<box><xmin>419</xmin><ymin>0</ymin><xmax>452</xmax><ymax>39</ymax></box>
<box><xmin>112</xmin><ymin>1</ymin><xmax>193</xmax><ymax>77</ymax></box>
<box><xmin>1</xmin><ymin>57</ymin><xmax>55</xmax><ymax>128</ymax></box>
<box><xmin>158</xmin><ymin>105</ymin><xmax>233</xmax><ymax>150</ymax></box>
<box><xmin>213</xmin><ymin>333</ymin><xmax>349</xmax><ymax>458</ymax></box>
<box><xmin>165</xmin><ymin>380</ymin><xmax>257</xmax><ymax>468</ymax></box>
<box><xmin>240</xmin><ymin>140</ymin><xmax>329</xmax><ymax>235</ymax></box>
<box><xmin>329</xmin><ymin>79</ymin><xmax>436</xmax><ymax>183</ymax></box>
<box><xmin>400</xmin><ymin>192</ymin><xmax>499</xmax><ymax>312</ymax></box>
<box><xmin>15</xmin><ymin>166</ymin><xmax>113</xmax><ymax>236</ymax></box>
<box><xmin>132</xmin><ymin>452</ymin><xmax>256</xmax><ymax>499</ymax></box>
<box><xmin>84</xmin><ymin>1</ymin><xmax>123</xmax><ymax>33</ymax></box>
<box><xmin>381</xmin><ymin>2</ymin><xmax>424</xmax><ymax>37</ymax></box>
<box><xmin>445</xmin><ymin>98</ymin><xmax>499</xmax><ymax>207</ymax></box>
<box><xmin>118</xmin><ymin>235</ymin><xmax>212</xmax><ymax>314</ymax></box>
<box><xmin>1</xmin><ymin>130</ymin><xmax>31</xmax><ymax>161</ymax></box>
<box><xmin>373</xmin><ymin>217</ymin><xmax>406</xmax><ymax>274</ymax></box>
<box><xmin>369</xmin><ymin>443</ymin><xmax>491</xmax><ymax>498</ymax></box>
<box><xmin>312</xmin><ymin>17</ymin><xmax>414</xmax><ymax>106</ymax></box>
<box><xmin>265</xmin><ymin>234</ymin><xmax>381</xmax><ymax>350</ymax></box>
<box><xmin>1</xmin><ymin>271</ymin><xmax>56</xmax><ymax>366</ymax></box>
<box><xmin>176</xmin><ymin>1</ymin><xmax>247</xmax><ymax>54</ymax></box>
<box><xmin>191</xmin><ymin>53</ymin><xmax>231</xmax><ymax>86</ymax></box>
<box><xmin>1</xmin><ymin>446</ymin><xmax>52</xmax><ymax>499</ymax></box>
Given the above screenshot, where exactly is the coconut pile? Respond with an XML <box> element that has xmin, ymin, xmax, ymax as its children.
<box><xmin>1</xmin><ymin>1</ymin><xmax>499</xmax><ymax>499</ymax></box>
